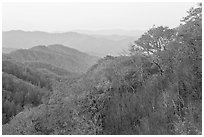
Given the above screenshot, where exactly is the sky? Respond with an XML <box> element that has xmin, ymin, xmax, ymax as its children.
<box><xmin>2</xmin><ymin>2</ymin><xmax>196</xmax><ymax>32</ymax></box>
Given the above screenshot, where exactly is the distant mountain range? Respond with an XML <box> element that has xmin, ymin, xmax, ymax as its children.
<box><xmin>2</xmin><ymin>47</ymin><xmax>17</xmax><ymax>54</ymax></box>
<box><xmin>73</xmin><ymin>29</ymin><xmax>145</xmax><ymax>36</ymax></box>
<box><xmin>2</xmin><ymin>30</ymin><xmax>143</xmax><ymax>57</ymax></box>
<box><xmin>4</xmin><ymin>44</ymin><xmax>100</xmax><ymax>74</ymax></box>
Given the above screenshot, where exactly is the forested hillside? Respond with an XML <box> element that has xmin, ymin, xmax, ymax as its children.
<box><xmin>2</xmin><ymin>44</ymin><xmax>98</xmax><ymax>125</ymax></box>
<box><xmin>2</xmin><ymin>3</ymin><xmax>202</xmax><ymax>135</ymax></box>
<box><xmin>2</xmin><ymin>61</ymin><xmax>52</xmax><ymax>124</ymax></box>
<box><xmin>7</xmin><ymin>44</ymin><xmax>99</xmax><ymax>73</ymax></box>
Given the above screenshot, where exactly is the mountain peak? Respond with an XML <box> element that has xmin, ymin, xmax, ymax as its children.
<box><xmin>30</xmin><ymin>45</ymin><xmax>48</xmax><ymax>50</ymax></box>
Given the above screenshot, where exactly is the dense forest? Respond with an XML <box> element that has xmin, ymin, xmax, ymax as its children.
<box><xmin>2</xmin><ymin>3</ymin><xmax>202</xmax><ymax>135</ymax></box>
<box><xmin>2</xmin><ymin>60</ymin><xmax>52</xmax><ymax>124</ymax></box>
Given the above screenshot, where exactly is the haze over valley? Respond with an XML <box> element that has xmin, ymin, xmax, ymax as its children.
<box><xmin>2</xmin><ymin>29</ymin><xmax>143</xmax><ymax>57</ymax></box>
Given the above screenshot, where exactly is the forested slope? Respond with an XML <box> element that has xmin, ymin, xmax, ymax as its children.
<box><xmin>2</xmin><ymin>44</ymin><xmax>97</xmax><ymax>125</ymax></box>
<box><xmin>7</xmin><ymin>44</ymin><xmax>99</xmax><ymax>73</ymax></box>
<box><xmin>2</xmin><ymin>67</ymin><xmax>51</xmax><ymax>124</ymax></box>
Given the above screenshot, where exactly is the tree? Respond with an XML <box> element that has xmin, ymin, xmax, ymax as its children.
<box><xmin>132</xmin><ymin>26</ymin><xmax>175</xmax><ymax>54</ymax></box>
<box><xmin>130</xmin><ymin>26</ymin><xmax>175</xmax><ymax>76</ymax></box>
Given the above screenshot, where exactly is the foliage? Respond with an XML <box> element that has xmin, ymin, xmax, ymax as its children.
<box><xmin>2</xmin><ymin>60</ymin><xmax>52</xmax><ymax>90</ymax></box>
<box><xmin>78</xmin><ymin>3</ymin><xmax>202</xmax><ymax>135</ymax></box>
<box><xmin>2</xmin><ymin>72</ymin><xmax>50</xmax><ymax>124</ymax></box>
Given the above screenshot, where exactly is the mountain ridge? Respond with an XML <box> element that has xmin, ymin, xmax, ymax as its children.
<box><xmin>6</xmin><ymin>44</ymin><xmax>100</xmax><ymax>74</ymax></box>
<box><xmin>2</xmin><ymin>30</ymin><xmax>139</xmax><ymax>57</ymax></box>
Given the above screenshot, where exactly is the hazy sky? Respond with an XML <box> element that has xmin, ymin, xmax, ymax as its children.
<box><xmin>3</xmin><ymin>2</ymin><xmax>196</xmax><ymax>32</ymax></box>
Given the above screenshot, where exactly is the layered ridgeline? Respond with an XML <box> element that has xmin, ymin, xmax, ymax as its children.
<box><xmin>2</xmin><ymin>44</ymin><xmax>99</xmax><ymax>125</ymax></box>
<box><xmin>5</xmin><ymin>44</ymin><xmax>99</xmax><ymax>73</ymax></box>
<box><xmin>2</xmin><ymin>30</ymin><xmax>137</xmax><ymax>57</ymax></box>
